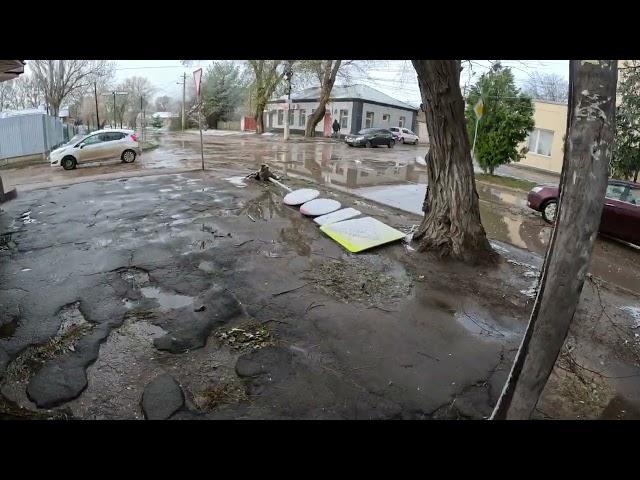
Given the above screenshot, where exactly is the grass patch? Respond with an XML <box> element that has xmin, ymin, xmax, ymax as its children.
<box><xmin>193</xmin><ymin>380</ymin><xmax>248</xmax><ymax>411</ymax></box>
<box><xmin>475</xmin><ymin>173</ymin><xmax>536</xmax><ymax>192</ymax></box>
<box><xmin>216</xmin><ymin>321</ymin><xmax>275</xmax><ymax>352</ymax></box>
<box><xmin>141</xmin><ymin>141</ymin><xmax>159</xmax><ymax>152</ymax></box>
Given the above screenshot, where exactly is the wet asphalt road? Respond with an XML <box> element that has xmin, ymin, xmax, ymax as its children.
<box><xmin>3</xmin><ymin>129</ymin><xmax>638</xmax><ymax>293</ymax></box>
<box><xmin>1</xmin><ymin>132</ymin><xmax>640</xmax><ymax>420</ymax></box>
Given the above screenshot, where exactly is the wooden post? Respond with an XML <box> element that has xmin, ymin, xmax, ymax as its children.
<box><xmin>491</xmin><ymin>60</ymin><xmax>618</xmax><ymax>420</ymax></box>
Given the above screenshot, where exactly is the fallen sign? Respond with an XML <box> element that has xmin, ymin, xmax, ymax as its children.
<box><xmin>313</xmin><ymin>207</ymin><xmax>361</xmax><ymax>226</ymax></box>
<box><xmin>283</xmin><ymin>188</ymin><xmax>320</xmax><ymax>206</ymax></box>
<box><xmin>319</xmin><ymin>216</ymin><xmax>406</xmax><ymax>253</ymax></box>
<box><xmin>300</xmin><ymin>198</ymin><xmax>341</xmax><ymax>216</ymax></box>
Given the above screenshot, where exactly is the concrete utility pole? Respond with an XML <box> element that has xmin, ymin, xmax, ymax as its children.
<box><xmin>93</xmin><ymin>81</ymin><xmax>100</xmax><ymax>131</ymax></box>
<box><xmin>177</xmin><ymin>73</ymin><xmax>186</xmax><ymax>131</ymax></box>
<box><xmin>284</xmin><ymin>62</ymin><xmax>293</xmax><ymax>141</ymax></box>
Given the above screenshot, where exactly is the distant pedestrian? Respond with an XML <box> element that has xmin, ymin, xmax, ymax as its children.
<box><xmin>332</xmin><ymin>119</ymin><xmax>340</xmax><ymax>138</ymax></box>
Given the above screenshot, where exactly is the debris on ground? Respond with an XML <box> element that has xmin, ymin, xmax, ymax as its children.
<box><xmin>193</xmin><ymin>379</ymin><xmax>248</xmax><ymax>411</ymax></box>
<box><xmin>246</xmin><ymin>163</ymin><xmax>281</xmax><ymax>182</ymax></box>
<box><xmin>215</xmin><ymin>321</ymin><xmax>275</xmax><ymax>351</ymax></box>
<box><xmin>303</xmin><ymin>258</ymin><xmax>413</xmax><ymax>307</ymax></box>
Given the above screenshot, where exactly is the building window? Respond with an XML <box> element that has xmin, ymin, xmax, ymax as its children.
<box><xmin>528</xmin><ymin>128</ymin><xmax>554</xmax><ymax>157</ymax></box>
<box><xmin>288</xmin><ymin>109</ymin><xmax>295</xmax><ymax>126</ymax></box>
<box><xmin>278</xmin><ymin>109</ymin><xmax>284</xmax><ymax>125</ymax></box>
<box><xmin>399</xmin><ymin>116</ymin><xmax>406</xmax><ymax>128</ymax></box>
<box><xmin>299</xmin><ymin>109</ymin><xmax>306</xmax><ymax>127</ymax></box>
<box><xmin>365</xmin><ymin>111</ymin><xmax>374</xmax><ymax>128</ymax></box>
<box><xmin>339</xmin><ymin>109</ymin><xmax>349</xmax><ymax>129</ymax></box>
<box><xmin>382</xmin><ymin>114</ymin><xmax>390</xmax><ymax>123</ymax></box>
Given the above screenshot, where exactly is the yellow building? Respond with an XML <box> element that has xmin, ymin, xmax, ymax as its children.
<box><xmin>519</xmin><ymin>61</ymin><xmax>632</xmax><ymax>174</ymax></box>
<box><xmin>518</xmin><ymin>100</ymin><xmax>567</xmax><ymax>174</ymax></box>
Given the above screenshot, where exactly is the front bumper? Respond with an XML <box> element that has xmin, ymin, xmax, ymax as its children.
<box><xmin>527</xmin><ymin>191</ymin><xmax>544</xmax><ymax>211</ymax></box>
<box><xmin>345</xmin><ymin>138</ymin><xmax>365</xmax><ymax>146</ymax></box>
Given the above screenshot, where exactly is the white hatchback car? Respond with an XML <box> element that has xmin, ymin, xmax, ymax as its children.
<box><xmin>50</xmin><ymin>129</ymin><xmax>141</xmax><ymax>170</ymax></box>
<box><xmin>389</xmin><ymin>127</ymin><xmax>419</xmax><ymax>145</ymax></box>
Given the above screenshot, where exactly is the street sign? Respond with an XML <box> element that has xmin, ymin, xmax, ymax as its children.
<box><xmin>193</xmin><ymin>68</ymin><xmax>203</xmax><ymax>97</ymax></box>
<box><xmin>474</xmin><ymin>98</ymin><xmax>484</xmax><ymax>119</ymax></box>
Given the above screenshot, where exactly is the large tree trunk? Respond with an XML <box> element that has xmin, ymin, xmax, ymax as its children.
<box><xmin>255</xmin><ymin>100</ymin><xmax>266</xmax><ymax>134</ymax></box>
<box><xmin>305</xmin><ymin>61</ymin><xmax>341</xmax><ymax>137</ymax></box>
<box><xmin>491</xmin><ymin>60</ymin><xmax>617</xmax><ymax>420</ymax></box>
<box><xmin>305</xmin><ymin>104</ymin><xmax>325</xmax><ymax>137</ymax></box>
<box><xmin>411</xmin><ymin>60</ymin><xmax>493</xmax><ymax>262</ymax></box>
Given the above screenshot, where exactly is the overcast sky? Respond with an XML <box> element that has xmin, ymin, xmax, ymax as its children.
<box><xmin>111</xmin><ymin>59</ymin><xmax>569</xmax><ymax>107</ymax></box>
<box><xmin>25</xmin><ymin>60</ymin><xmax>570</xmax><ymax>107</ymax></box>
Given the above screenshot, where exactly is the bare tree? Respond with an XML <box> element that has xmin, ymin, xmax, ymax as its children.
<box><xmin>154</xmin><ymin>95</ymin><xmax>172</xmax><ymax>112</ymax></box>
<box><xmin>297</xmin><ymin>61</ymin><xmax>342</xmax><ymax>137</ymax></box>
<box><xmin>247</xmin><ymin>60</ymin><xmax>287</xmax><ymax>134</ymax></box>
<box><xmin>411</xmin><ymin>60</ymin><xmax>493</xmax><ymax>262</ymax></box>
<box><xmin>491</xmin><ymin>60</ymin><xmax>617</xmax><ymax>419</ymax></box>
<box><xmin>117</xmin><ymin>76</ymin><xmax>155</xmax><ymax>126</ymax></box>
<box><xmin>29</xmin><ymin>60</ymin><xmax>113</xmax><ymax>117</ymax></box>
<box><xmin>522</xmin><ymin>72</ymin><xmax>569</xmax><ymax>103</ymax></box>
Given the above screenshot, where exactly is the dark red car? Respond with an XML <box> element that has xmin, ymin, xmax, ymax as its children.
<box><xmin>527</xmin><ymin>179</ymin><xmax>640</xmax><ymax>246</ymax></box>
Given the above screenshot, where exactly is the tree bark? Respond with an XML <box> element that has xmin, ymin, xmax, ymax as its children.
<box><xmin>411</xmin><ymin>60</ymin><xmax>493</xmax><ymax>262</ymax></box>
<box><xmin>305</xmin><ymin>61</ymin><xmax>341</xmax><ymax>137</ymax></box>
<box><xmin>491</xmin><ymin>60</ymin><xmax>617</xmax><ymax>420</ymax></box>
<box><xmin>255</xmin><ymin>100</ymin><xmax>266</xmax><ymax>134</ymax></box>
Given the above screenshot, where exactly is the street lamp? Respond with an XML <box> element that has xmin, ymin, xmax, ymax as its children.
<box><xmin>101</xmin><ymin>91</ymin><xmax>128</xmax><ymax>128</ymax></box>
<box><xmin>283</xmin><ymin>62</ymin><xmax>294</xmax><ymax>141</ymax></box>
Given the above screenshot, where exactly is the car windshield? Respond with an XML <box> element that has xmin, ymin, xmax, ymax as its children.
<box><xmin>358</xmin><ymin>129</ymin><xmax>377</xmax><ymax>135</ymax></box>
<box><xmin>65</xmin><ymin>134</ymin><xmax>85</xmax><ymax>146</ymax></box>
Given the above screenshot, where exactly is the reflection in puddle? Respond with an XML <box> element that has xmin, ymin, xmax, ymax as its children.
<box><xmin>140</xmin><ymin>287</ymin><xmax>194</xmax><ymax>311</ymax></box>
<box><xmin>225</xmin><ymin>176</ymin><xmax>247</xmax><ymax>188</ymax></box>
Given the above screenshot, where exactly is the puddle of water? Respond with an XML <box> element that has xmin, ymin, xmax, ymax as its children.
<box><xmin>140</xmin><ymin>286</ymin><xmax>194</xmax><ymax>311</ymax></box>
<box><xmin>198</xmin><ymin>260</ymin><xmax>216</xmax><ymax>273</ymax></box>
<box><xmin>58</xmin><ymin>302</ymin><xmax>91</xmax><ymax>336</ymax></box>
<box><xmin>225</xmin><ymin>176</ymin><xmax>247</xmax><ymax>188</ymax></box>
<box><xmin>619</xmin><ymin>306</ymin><xmax>640</xmax><ymax>328</ymax></box>
<box><xmin>0</xmin><ymin>317</ymin><xmax>19</xmax><ymax>339</ymax></box>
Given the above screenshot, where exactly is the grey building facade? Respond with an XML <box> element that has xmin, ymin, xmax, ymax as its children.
<box><xmin>265</xmin><ymin>84</ymin><xmax>419</xmax><ymax>137</ymax></box>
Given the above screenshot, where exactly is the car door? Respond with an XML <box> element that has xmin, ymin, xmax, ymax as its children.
<box><xmin>617</xmin><ymin>186</ymin><xmax>640</xmax><ymax>245</ymax></box>
<box><xmin>102</xmin><ymin>132</ymin><xmax>126</xmax><ymax>160</ymax></box>
<box><xmin>76</xmin><ymin>134</ymin><xmax>105</xmax><ymax>162</ymax></box>
<box><xmin>600</xmin><ymin>182</ymin><xmax>628</xmax><ymax>238</ymax></box>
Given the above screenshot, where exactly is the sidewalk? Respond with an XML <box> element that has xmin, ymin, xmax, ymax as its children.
<box><xmin>476</xmin><ymin>163</ymin><xmax>560</xmax><ymax>185</ymax></box>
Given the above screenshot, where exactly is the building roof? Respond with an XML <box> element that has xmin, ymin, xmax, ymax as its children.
<box><xmin>152</xmin><ymin>111</ymin><xmax>179</xmax><ymax>118</ymax></box>
<box><xmin>271</xmin><ymin>84</ymin><xmax>418</xmax><ymax>111</ymax></box>
<box><xmin>0</xmin><ymin>107</ymin><xmax>47</xmax><ymax>119</ymax></box>
<box><xmin>0</xmin><ymin>60</ymin><xmax>25</xmax><ymax>83</ymax></box>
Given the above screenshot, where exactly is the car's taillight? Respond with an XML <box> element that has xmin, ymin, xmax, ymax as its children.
<box><xmin>131</xmin><ymin>134</ymin><xmax>138</xmax><ymax>142</ymax></box>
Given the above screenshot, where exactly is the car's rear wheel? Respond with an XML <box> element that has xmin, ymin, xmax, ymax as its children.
<box><xmin>542</xmin><ymin>200</ymin><xmax>558</xmax><ymax>224</ymax></box>
<box><xmin>365</xmin><ymin>140</ymin><xmax>372</xmax><ymax>148</ymax></box>
<box><xmin>399</xmin><ymin>137</ymin><xmax>404</xmax><ymax>144</ymax></box>
<box><xmin>122</xmin><ymin>149</ymin><xmax>137</xmax><ymax>163</ymax></box>
<box><xmin>388</xmin><ymin>139</ymin><xmax>395</xmax><ymax>148</ymax></box>
<box><xmin>61</xmin><ymin>156</ymin><xmax>76</xmax><ymax>170</ymax></box>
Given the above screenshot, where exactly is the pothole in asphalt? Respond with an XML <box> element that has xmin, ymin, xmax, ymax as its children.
<box><xmin>140</xmin><ymin>286</ymin><xmax>194</xmax><ymax>311</ymax></box>
<box><xmin>1</xmin><ymin>302</ymin><xmax>93</xmax><ymax>404</ymax></box>
<box><xmin>119</xmin><ymin>267</ymin><xmax>150</xmax><ymax>289</ymax></box>
<box><xmin>0</xmin><ymin>316</ymin><xmax>19</xmax><ymax>339</ymax></box>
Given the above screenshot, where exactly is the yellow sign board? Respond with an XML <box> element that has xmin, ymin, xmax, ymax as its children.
<box><xmin>474</xmin><ymin>98</ymin><xmax>484</xmax><ymax>119</ymax></box>
<box><xmin>320</xmin><ymin>217</ymin><xmax>406</xmax><ymax>253</ymax></box>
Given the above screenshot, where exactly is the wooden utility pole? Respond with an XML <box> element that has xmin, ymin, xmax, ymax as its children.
<box><xmin>178</xmin><ymin>72</ymin><xmax>186</xmax><ymax>131</ymax></box>
<box><xmin>491</xmin><ymin>60</ymin><xmax>618</xmax><ymax>420</ymax></box>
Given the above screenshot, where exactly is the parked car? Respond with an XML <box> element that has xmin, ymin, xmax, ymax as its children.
<box><xmin>49</xmin><ymin>129</ymin><xmax>141</xmax><ymax>170</ymax></box>
<box><xmin>345</xmin><ymin>128</ymin><xmax>395</xmax><ymax>148</ymax></box>
<box><xmin>527</xmin><ymin>179</ymin><xmax>640</xmax><ymax>246</ymax></box>
<box><xmin>389</xmin><ymin>127</ymin><xmax>419</xmax><ymax>145</ymax></box>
